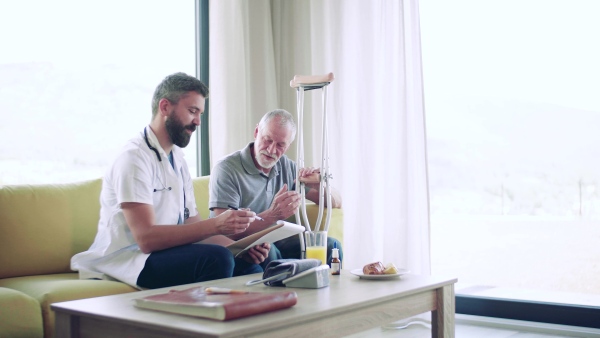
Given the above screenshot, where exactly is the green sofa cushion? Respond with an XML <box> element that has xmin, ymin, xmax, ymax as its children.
<box><xmin>192</xmin><ymin>175</ymin><xmax>211</xmax><ymax>220</ymax></box>
<box><xmin>0</xmin><ymin>287</ymin><xmax>43</xmax><ymax>338</ymax></box>
<box><xmin>0</xmin><ymin>273</ymin><xmax>137</xmax><ymax>338</ymax></box>
<box><xmin>0</xmin><ymin>179</ymin><xmax>103</xmax><ymax>279</ymax></box>
<box><xmin>290</xmin><ymin>203</ymin><xmax>344</xmax><ymax>244</ymax></box>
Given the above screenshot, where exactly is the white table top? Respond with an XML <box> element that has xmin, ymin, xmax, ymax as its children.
<box><xmin>52</xmin><ymin>271</ymin><xmax>457</xmax><ymax>337</ymax></box>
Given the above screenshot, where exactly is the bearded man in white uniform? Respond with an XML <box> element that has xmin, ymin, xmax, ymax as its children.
<box><xmin>71</xmin><ymin>73</ymin><xmax>269</xmax><ymax>289</ymax></box>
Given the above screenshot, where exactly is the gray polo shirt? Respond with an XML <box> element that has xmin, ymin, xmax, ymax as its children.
<box><xmin>208</xmin><ymin>142</ymin><xmax>298</xmax><ymax>218</ymax></box>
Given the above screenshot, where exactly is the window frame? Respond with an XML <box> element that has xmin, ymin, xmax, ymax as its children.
<box><xmin>195</xmin><ymin>0</ymin><xmax>210</xmax><ymax>177</ymax></box>
<box><xmin>456</xmin><ymin>295</ymin><xmax>600</xmax><ymax>328</ymax></box>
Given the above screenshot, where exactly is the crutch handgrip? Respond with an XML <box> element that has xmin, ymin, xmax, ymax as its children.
<box><xmin>299</xmin><ymin>172</ymin><xmax>320</xmax><ymax>184</ymax></box>
<box><xmin>290</xmin><ymin>73</ymin><xmax>335</xmax><ymax>88</ymax></box>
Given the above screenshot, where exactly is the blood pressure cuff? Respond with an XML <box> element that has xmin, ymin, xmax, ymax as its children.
<box><xmin>262</xmin><ymin>259</ymin><xmax>321</xmax><ymax>286</ymax></box>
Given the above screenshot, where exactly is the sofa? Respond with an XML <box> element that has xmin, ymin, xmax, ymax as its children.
<box><xmin>0</xmin><ymin>176</ymin><xmax>343</xmax><ymax>338</ymax></box>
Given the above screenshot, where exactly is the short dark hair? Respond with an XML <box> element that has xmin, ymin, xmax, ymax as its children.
<box><xmin>151</xmin><ymin>72</ymin><xmax>209</xmax><ymax>118</ymax></box>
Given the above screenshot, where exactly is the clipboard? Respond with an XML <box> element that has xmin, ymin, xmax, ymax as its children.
<box><xmin>226</xmin><ymin>221</ymin><xmax>304</xmax><ymax>257</ymax></box>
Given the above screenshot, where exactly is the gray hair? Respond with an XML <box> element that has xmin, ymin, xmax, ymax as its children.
<box><xmin>258</xmin><ymin>109</ymin><xmax>297</xmax><ymax>142</ymax></box>
<box><xmin>151</xmin><ymin>72</ymin><xmax>209</xmax><ymax>118</ymax></box>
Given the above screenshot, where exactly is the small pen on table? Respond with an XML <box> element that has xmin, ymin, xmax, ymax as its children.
<box><xmin>205</xmin><ymin>287</ymin><xmax>249</xmax><ymax>294</ymax></box>
<box><xmin>227</xmin><ymin>204</ymin><xmax>264</xmax><ymax>221</ymax></box>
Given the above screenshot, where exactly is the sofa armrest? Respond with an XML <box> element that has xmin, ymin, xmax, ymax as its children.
<box><xmin>287</xmin><ymin>203</ymin><xmax>344</xmax><ymax>245</ymax></box>
<box><xmin>0</xmin><ymin>287</ymin><xmax>43</xmax><ymax>338</ymax></box>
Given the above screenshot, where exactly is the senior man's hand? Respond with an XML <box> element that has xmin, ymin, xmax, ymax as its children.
<box><xmin>267</xmin><ymin>184</ymin><xmax>301</xmax><ymax>221</ymax></box>
<box><xmin>242</xmin><ymin>243</ymin><xmax>271</xmax><ymax>264</ymax></box>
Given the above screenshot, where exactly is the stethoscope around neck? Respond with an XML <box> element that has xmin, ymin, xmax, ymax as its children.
<box><xmin>143</xmin><ymin>127</ymin><xmax>189</xmax><ymax>220</ymax></box>
<box><xmin>144</xmin><ymin>128</ymin><xmax>171</xmax><ymax>192</ymax></box>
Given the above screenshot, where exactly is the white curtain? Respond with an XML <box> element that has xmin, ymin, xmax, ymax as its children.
<box><xmin>209</xmin><ymin>0</ymin><xmax>430</xmax><ymax>275</ymax></box>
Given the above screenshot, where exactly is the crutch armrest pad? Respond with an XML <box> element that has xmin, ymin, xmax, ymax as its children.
<box><xmin>290</xmin><ymin>73</ymin><xmax>334</xmax><ymax>88</ymax></box>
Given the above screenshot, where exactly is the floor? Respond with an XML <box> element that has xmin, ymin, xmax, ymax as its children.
<box><xmin>345</xmin><ymin>314</ymin><xmax>600</xmax><ymax>338</ymax></box>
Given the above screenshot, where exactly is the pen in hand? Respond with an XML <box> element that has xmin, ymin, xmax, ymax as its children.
<box><xmin>227</xmin><ymin>205</ymin><xmax>265</xmax><ymax>221</ymax></box>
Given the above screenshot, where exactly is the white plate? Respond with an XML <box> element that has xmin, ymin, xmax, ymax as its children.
<box><xmin>350</xmin><ymin>268</ymin><xmax>409</xmax><ymax>280</ymax></box>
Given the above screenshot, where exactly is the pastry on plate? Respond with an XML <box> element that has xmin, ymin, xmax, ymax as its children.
<box><xmin>383</xmin><ymin>263</ymin><xmax>399</xmax><ymax>274</ymax></box>
<box><xmin>363</xmin><ymin>261</ymin><xmax>385</xmax><ymax>275</ymax></box>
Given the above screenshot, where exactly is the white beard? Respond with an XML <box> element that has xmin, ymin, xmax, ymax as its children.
<box><xmin>257</xmin><ymin>151</ymin><xmax>278</xmax><ymax>169</ymax></box>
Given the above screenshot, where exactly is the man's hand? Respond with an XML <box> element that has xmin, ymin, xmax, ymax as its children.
<box><xmin>299</xmin><ymin>167</ymin><xmax>321</xmax><ymax>188</ymax></box>
<box><xmin>299</xmin><ymin>167</ymin><xmax>343</xmax><ymax>208</ymax></box>
<box><xmin>267</xmin><ymin>184</ymin><xmax>301</xmax><ymax>221</ymax></box>
<box><xmin>241</xmin><ymin>243</ymin><xmax>271</xmax><ymax>264</ymax></box>
<box><xmin>214</xmin><ymin>209</ymin><xmax>256</xmax><ymax>236</ymax></box>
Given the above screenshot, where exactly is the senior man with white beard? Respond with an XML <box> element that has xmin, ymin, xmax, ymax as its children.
<box><xmin>208</xmin><ymin>109</ymin><xmax>343</xmax><ymax>267</ymax></box>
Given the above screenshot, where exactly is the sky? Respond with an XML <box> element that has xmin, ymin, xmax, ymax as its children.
<box><xmin>2</xmin><ymin>0</ymin><xmax>599</xmax><ymax>195</ymax></box>
<box><xmin>4</xmin><ymin>0</ymin><xmax>597</xmax><ymax>110</ymax></box>
<box><xmin>0</xmin><ymin>0</ymin><xmax>197</xmax><ymax>184</ymax></box>
<box><xmin>420</xmin><ymin>0</ymin><xmax>600</xmax><ymax>113</ymax></box>
<box><xmin>0</xmin><ymin>0</ymin><xmax>195</xmax><ymax>72</ymax></box>
<box><xmin>419</xmin><ymin>0</ymin><xmax>600</xmax><ymax>216</ymax></box>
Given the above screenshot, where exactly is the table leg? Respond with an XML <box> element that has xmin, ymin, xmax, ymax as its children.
<box><xmin>55</xmin><ymin>311</ymin><xmax>79</xmax><ymax>338</ymax></box>
<box><xmin>431</xmin><ymin>284</ymin><xmax>455</xmax><ymax>338</ymax></box>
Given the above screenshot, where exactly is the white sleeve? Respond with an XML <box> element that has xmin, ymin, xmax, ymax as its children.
<box><xmin>111</xmin><ymin>148</ymin><xmax>154</xmax><ymax>205</ymax></box>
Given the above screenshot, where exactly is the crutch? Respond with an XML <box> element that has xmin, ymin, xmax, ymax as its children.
<box><xmin>289</xmin><ymin>72</ymin><xmax>334</xmax><ymax>259</ymax></box>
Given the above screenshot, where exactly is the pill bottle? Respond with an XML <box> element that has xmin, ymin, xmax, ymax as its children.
<box><xmin>331</xmin><ymin>246</ymin><xmax>341</xmax><ymax>275</ymax></box>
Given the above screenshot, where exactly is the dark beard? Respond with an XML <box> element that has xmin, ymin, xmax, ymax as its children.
<box><xmin>165</xmin><ymin>111</ymin><xmax>195</xmax><ymax>148</ymax></box>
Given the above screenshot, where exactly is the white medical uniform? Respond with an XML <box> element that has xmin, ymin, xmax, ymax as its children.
<box><xmin>71</xmin><ymin>127</ymin><xmax>198</xmax><ymax>288</ymax></box>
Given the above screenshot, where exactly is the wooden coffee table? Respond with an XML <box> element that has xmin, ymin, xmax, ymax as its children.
<box><xmin>52</xmin><ymin>271</ymin><xmax>456</xmax><ymax>337</ymax></box>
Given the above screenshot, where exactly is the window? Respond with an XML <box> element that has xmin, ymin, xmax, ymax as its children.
<box><xmin>0</xmin><ymin>0</ymin><xmax>196</xmax><ymax>185</ymax></box>
<box><xmin>421</xmin><ymin>0</ymin><xmax>600</xmax><ymax>326</ymax></box>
